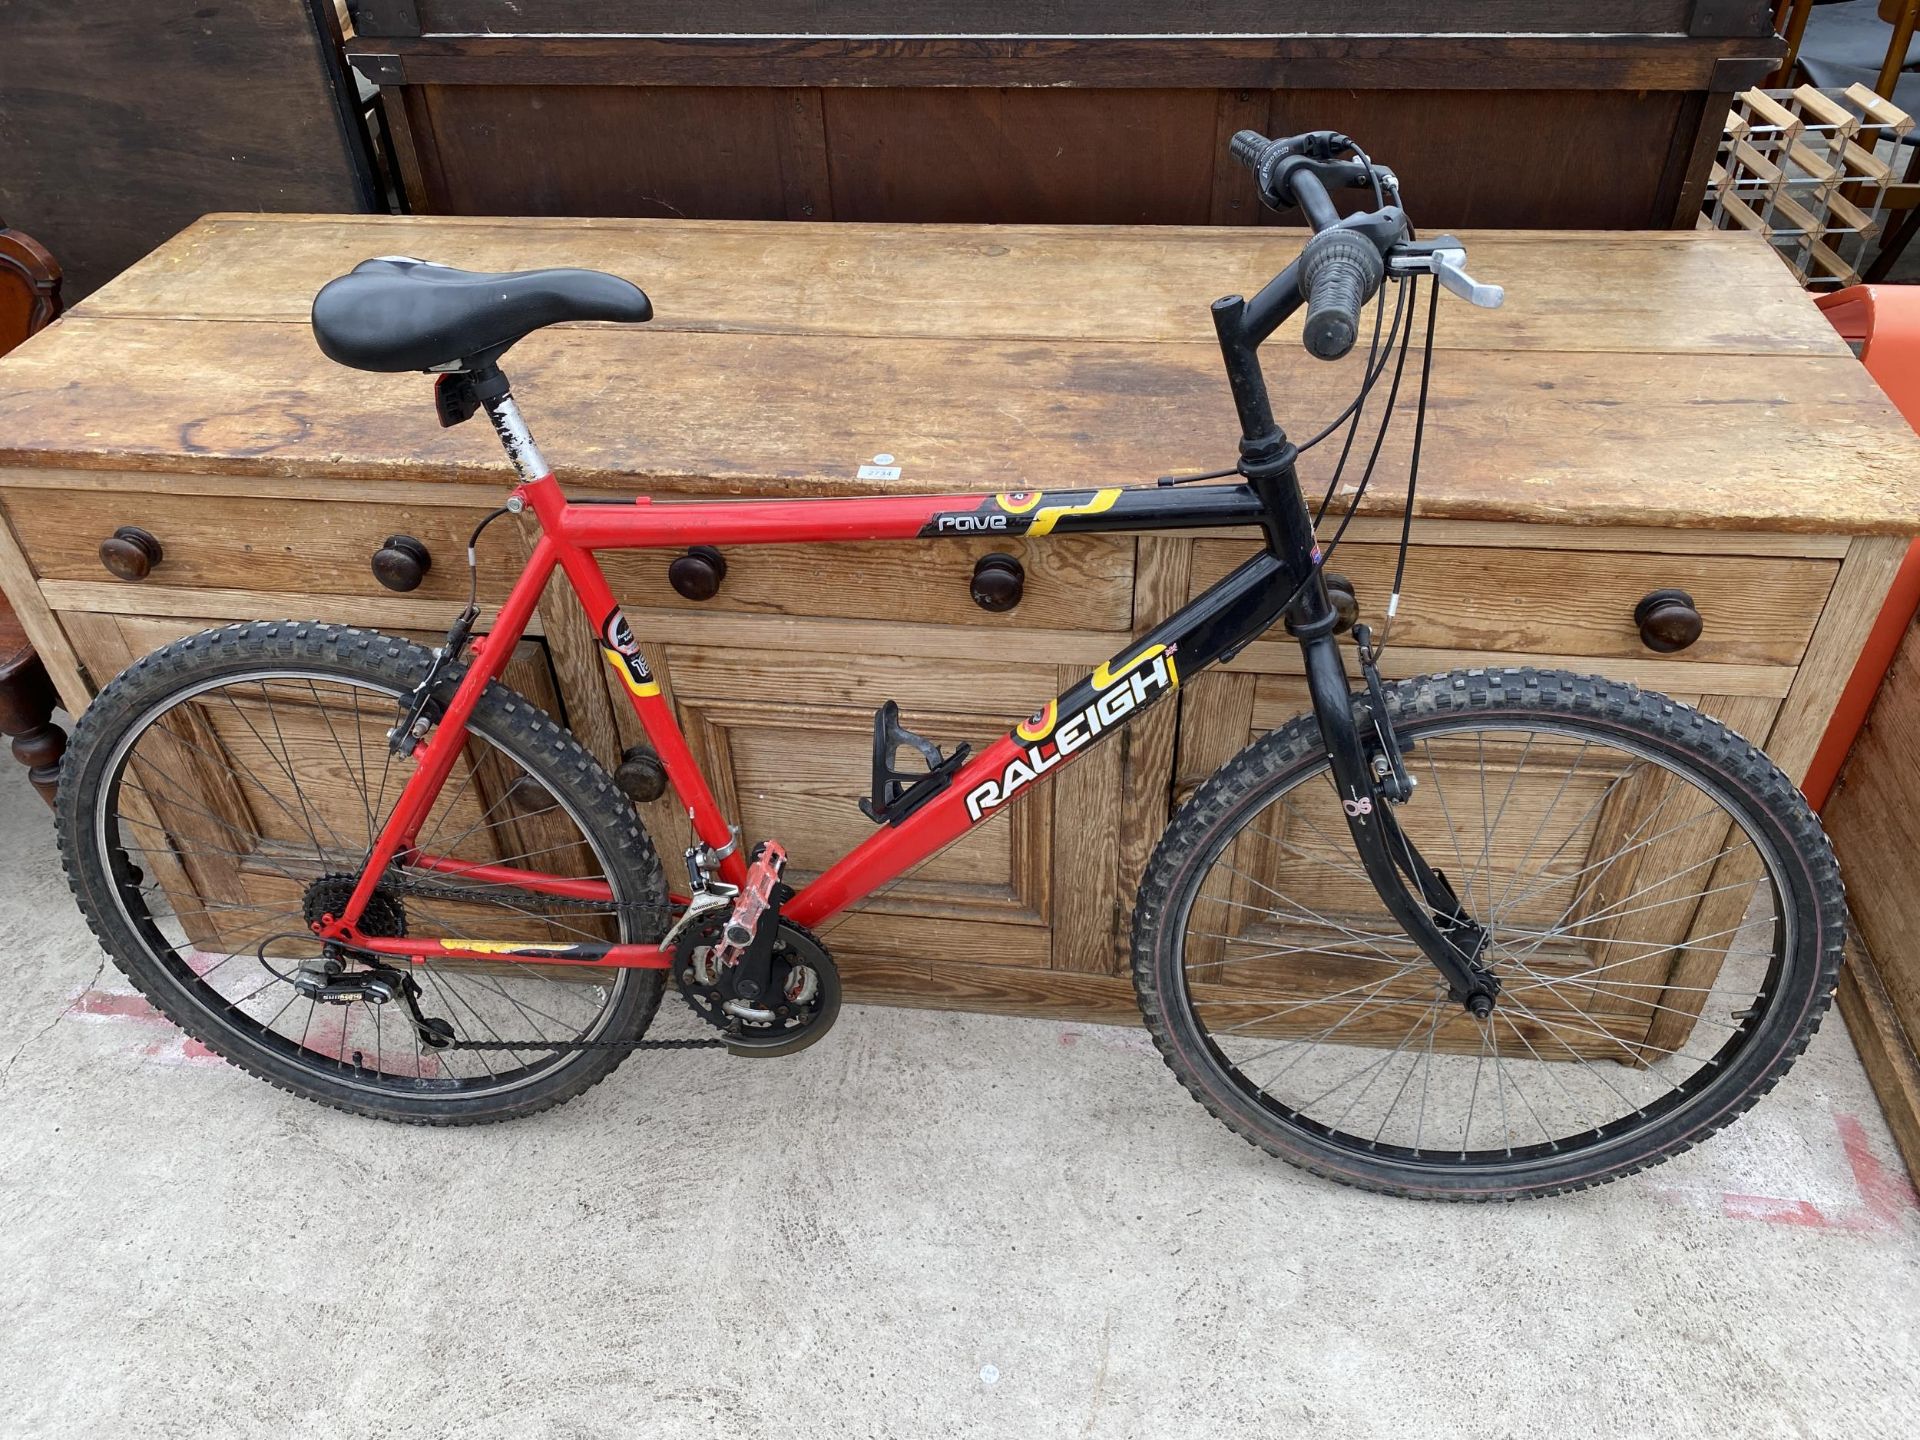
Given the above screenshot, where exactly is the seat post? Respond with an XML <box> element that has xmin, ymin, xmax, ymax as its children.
<box><xmin>472</xmin><ymin>365</ymin><xmax>549</xmax><ymax>482</ymax></box>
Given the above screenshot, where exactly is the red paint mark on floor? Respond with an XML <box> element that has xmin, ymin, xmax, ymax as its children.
<box><xmin>69</xmin><ymin>990</ymin><xmax>164</xmax><ymax>1023</ymax></box>
<box><xmin>1719</xmin><ymin>1194</ymin><xmax>1837</xmax><ymax>1228</ymax></box>
<box><xmin>62</xmin><ymin>983</ymin><xmax>445</xmax><ymax>1078</ymax></box>
<box><xmin>1682</xmin><ymin>1109</ymin><xmax>1918</xmax><ymax>1235</ymax></box>
<box><xmin>1835</xmin><ymin>1110</ymin><xmax>1919</xmax><ymax>1223</ymax></box>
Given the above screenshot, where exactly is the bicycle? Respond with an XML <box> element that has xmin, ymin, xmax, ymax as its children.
<box><xmin>55</xmin><ymin>131</ymin><xmax>1845</xmax><ymax>1200</ymax></box>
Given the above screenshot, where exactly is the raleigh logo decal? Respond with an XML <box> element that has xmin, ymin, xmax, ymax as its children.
<box><xmin>599</xmin><ymin>606</ymin><xmax>660</xmax><ymax>698</ymax></box>
<box><xmin>965</xmin><ymin>644</ymin><xmax>1179</xmax><ymax>820</ymax></box>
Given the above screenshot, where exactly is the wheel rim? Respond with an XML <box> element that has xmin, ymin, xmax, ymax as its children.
<box><xmin>1168</xmin><ymin>714</ymin><xmax>1801</xmax><ymax>1173</ymax></box>
<box><xmin>92</xmin><ymin>667</ymin><xmax>651</xmax><ymax>1100</ymax></box>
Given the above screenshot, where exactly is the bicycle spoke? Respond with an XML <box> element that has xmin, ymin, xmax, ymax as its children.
<box><xmin>1492</xmin><ymin>738</ymin><xmax>1587</xmax><ymax>924</ymax></box>
<box><xmin>93</xmin><ymin>662</ymin><xmax>644</xmax><ymax>1099</ymax></box>
<box><xmin>1170</xmin><ymin>710</ymin><xmax>1798</xmax><ymax>1169</ymax></box>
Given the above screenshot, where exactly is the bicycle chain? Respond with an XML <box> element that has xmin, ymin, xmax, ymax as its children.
<box><xmin>388</xmin><ymin>873</ymin><xmax>647</xmax><ymax>914</ymax></box>
<box><xmin>442</xmin><ymin>1035</ymin><xmax>725</xmax><ymax>1052</ymax></box>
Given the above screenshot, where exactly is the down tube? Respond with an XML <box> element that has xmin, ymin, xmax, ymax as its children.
<box><xmin>785</xmin><ymin>549</ymin><xmax>1297</xmax><ymax>929</ymax></box>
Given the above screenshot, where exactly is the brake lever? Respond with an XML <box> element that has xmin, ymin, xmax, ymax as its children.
<box><xmin>1387</xmin><ymin>238</ymin><xmax>1505</xmax><ymax>309</ymax></box>
<box><xmin>1430</xmin><ymin>249</ymin><xmax>1504</xmax><ymax>309</ymax></box>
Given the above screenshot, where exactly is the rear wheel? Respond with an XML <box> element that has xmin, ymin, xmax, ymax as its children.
<box><xmin>1132</xmin><ymin>668</ymin><xmax>1844</xmax><ymax>1200</ymax></box>
<box><xmin>57</xmin><ymin>621</ymin><xmax>669</xmax><ymax>1124</ymax></box>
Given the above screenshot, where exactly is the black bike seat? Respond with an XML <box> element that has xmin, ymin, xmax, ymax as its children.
<box><xmin>310</xmin><ymin>257</ymin><xmax>652</xmax><ymax>373</ymax></box>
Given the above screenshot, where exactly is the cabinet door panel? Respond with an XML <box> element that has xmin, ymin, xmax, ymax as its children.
<box><xmin>60</xmin><ymin>612</ymin><xmax>601</xmax><ymax>958</ymax></box>
<box><xmin>659</xmin><ymin>641</ymin><xmax>1138</xmax><ymax>972</ymax></box>
<box><xmin>664</xmin><ymin>644</ymin><xmax>1051</xmax><ymax>935</ymax></box>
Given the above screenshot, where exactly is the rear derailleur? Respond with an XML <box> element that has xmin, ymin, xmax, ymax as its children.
<box><xmin>287</xmin><ymin>950</ymin><xmax>456</xmax><ymax>1047</ymax></box>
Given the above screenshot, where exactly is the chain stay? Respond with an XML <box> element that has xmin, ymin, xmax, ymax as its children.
<box><xmin>376</xmin><ymin>875</ymin><xmax>697</xmax><ymax>1050</ymax></box>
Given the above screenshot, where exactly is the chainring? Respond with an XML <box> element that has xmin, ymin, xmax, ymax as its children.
<box><xmin>674</xmin><ymin>912</ymin><xmax>841</xmax><ymax>1057</ymax></box>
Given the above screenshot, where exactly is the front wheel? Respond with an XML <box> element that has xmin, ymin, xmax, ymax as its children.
<box><xmin>1131</xmin><ymin>668</ymin><xmax>1844</xmax><ymax>1201</ymax></box>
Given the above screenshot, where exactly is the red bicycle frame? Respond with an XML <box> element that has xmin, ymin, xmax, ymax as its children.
<box><xmin>314</xmin><ymin>394</ymin><xmax>1292</xmax><ymax>971</ymax></box>
<box><xmin>311</xmin><ymin>143</ymin><xmax>1507</xmax><ymax>1019</ymax></box>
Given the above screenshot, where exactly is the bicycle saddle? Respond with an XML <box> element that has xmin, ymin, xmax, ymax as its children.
<box><xmin>310</xmin><ymin>257</ymin><xmax>652</xmax><ymax>373</ymax></box>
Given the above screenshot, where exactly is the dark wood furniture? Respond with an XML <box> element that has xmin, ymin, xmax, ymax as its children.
<box><xmin>0</xmin><ymin>220</ymin><xmax>66</xmax><ymax>805</ymax></box>
<box><xmin>0</xmin><ymin>213</ymin><xmax>1916</xmax><ymax>1026</ymax></box>
<box><xmin>346</xmin><ymin>1</ymin><xmax>1783</xmax><ymax>231</ymax></box>
<box><xmin>0</xmin><ymin>611</ymin><xmax>63</xmax><ymax>807</ymax></box>
<box><xmin>0</xmin><ymin>1</ymin><xmax>378</xmax><ymax>300</ymax></box>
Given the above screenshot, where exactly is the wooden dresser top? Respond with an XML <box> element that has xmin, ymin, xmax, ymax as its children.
<box><xmin>1</xmin><ymin>214</ymin><xmax>1916</xmax><ymax>535</ymax></box>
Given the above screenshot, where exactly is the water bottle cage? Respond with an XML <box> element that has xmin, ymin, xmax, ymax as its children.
<box><xmin>859</xmin><ymin>700</ymin><xmax>972</xmax><ymax>826</ymax></box>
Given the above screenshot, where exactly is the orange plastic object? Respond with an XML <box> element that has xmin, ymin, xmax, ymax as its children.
<box><xmin>1803</xmin><ymin>287</ymin><xmax>1920</xmax><ymax>812</ymax></box>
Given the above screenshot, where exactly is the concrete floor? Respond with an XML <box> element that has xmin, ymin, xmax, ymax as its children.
<box><xmin>0</xmin><ymin>775</ymin><xmax>1915</xmax><ymax>1439</ymax></box>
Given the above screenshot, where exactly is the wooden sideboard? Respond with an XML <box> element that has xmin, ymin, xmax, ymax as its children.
<box><xmin>343</xmin><ymin>1</ymin><xmax>1780</xmax><ymax>231</ymax></box>
<box><xmin>0</xmin><ymin>214</ymin><xmax>1915</xmax><ymax>1026</ymax></box>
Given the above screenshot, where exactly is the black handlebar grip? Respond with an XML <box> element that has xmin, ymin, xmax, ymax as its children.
<box><xmin>1229</xmin><ymin>130</ymin><xmax>1272</xmax><ymax>168</ymax></box>
<box><xmin>1297</xmin><ymin>229</ymin><xmax>1387</xmax><ymax>362</ymax></box>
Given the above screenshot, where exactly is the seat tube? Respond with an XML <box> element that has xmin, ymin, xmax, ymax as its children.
<box><xmin>548</xmin><ymin>531</ymin><xmax>746</xmax><ymax>881</ymax></box>
<box><xmin>479</xmin><ymin>382</ymin><xmax>743</xmax><ymax>880</ymax></box>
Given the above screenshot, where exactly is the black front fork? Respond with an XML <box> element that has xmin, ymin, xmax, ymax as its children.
<box><xmin>1241</xmin><ymin>445</ymin><xmax>1499</xmax><ymax>1015</ymax></box>
<box><xmin>1297</xmin><ymin>618</ymin><xmax>1501</xmax><ymax>1017</ymax></box>
<box><xmin>1213</xmin><ymin>278</ymin><xmax>1499</xmax><ymax>1017</ymax></box>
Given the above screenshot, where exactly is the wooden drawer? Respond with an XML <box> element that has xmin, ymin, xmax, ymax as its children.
<box><xmin>0</xmin><ymin>487</ymin><xmax>528</xmax><ymax>605</ymax></box>
<box><xmin>598</xmin><ymin>533</ymin><xmax>1135</xmax><ymax>632</ymax></box>
<box><xmin>1188</xmin><ymin>538</ymin><xmax>1839</xmax><ymax>669</ymax></box>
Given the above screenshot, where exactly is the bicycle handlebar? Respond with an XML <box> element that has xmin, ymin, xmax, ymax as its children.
<box><xmin>1228</xmin><ymin>129</ymin><xmax>1394</xmax><ymax>361</ymax></box>
<box><xmin>1297</xmin><ymin>231</ymin><xmax>1386</xmax><ymax>362</ymax></box>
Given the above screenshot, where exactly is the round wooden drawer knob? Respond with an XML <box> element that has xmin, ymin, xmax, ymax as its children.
<box><xmin>668</xmin><ymin>545</ymin><xmax>727</xmax><ymax>602</ymax></box>
<box><xmin>371</xmin><ymin>535</ymin><xmax>432</xmax><ymax>593</ymax></box>
<box><xmin>1284</xmin><ymin>571</ymin><xmax>1358</xmax><ymax>636</ymax></box>
<box><xmin>98</xmin><ymin>526</ymin><xmax>163</xmax><ymax>583</ymax></box>
<box><xmin>970</xmin><ymin>552</ymin><xmax>1025</xmax><ymax>612</ymax></box>
<box><xmin>1634</xmin><ymin>588</ymin><xmax>1703</xmax><ymax>653</ymax></box>
<box><xmin>1326</xmin><ymin>572</ymin><xmax>1359</xmax><ymax>634</ymax></box>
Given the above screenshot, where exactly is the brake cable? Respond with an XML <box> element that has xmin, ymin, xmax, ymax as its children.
<box><xmin>1313</xmin><ymin>274</ymin><xmax>1413</xmax><ymax>527</ymax></box>
<box><xmin>1261</xmin><ymin>264</ymin><xmax>1423</xmax><ymax>628</ymax></box>
<box><xmin>1158</xmin><ymin>216</ymin><xmax>1404</xmax><ymax>489</ymax></box>
<box><xmin>1298</xmin><ymin>256</ymin><xmax>1403</xmax><ymax>462</ymax></box>
<box><xmin>1315</xmin><ymin>272</ymin><xmax>1419</xmax><ymax>560</ymax></box>
<box><xmin>1375</xmin><ymin>273</ymin><xmax>1442</xmax><ymax>655</ymax></box>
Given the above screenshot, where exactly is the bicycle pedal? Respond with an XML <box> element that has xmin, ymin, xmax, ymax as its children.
<box><xmin>710</xmin><ymin>840</ymin><xmax>788</xmax><ymax>971</ymax></box>
<box><xmin>859</xmin><ymin>699</ymin><xmax>970</xmax><ymax>826</ymax></box>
